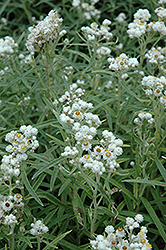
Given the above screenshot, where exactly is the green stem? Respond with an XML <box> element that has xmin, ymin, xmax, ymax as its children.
<box><xmin>91</xmin><ymin>173</ymin><xmax>100</xmax><ymax>236</ymax></box>
<box><xmin>8</xmin><ymin>232</ymin><xmax>14</xmax><ymax>250</ymax></box>
<box><xmin>37</xmin><ymin>237</ymin><xmax>41</xmax><ymax>250</ymax></box>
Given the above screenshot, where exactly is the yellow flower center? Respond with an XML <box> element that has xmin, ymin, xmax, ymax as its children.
<box><xmin>14</xmin><ymin>147</ymin><xmax>17</xmax><ymax>151</ymax></box>
<box><xmin>156</xmin><ymin>89</ymin><xmax>160</xmax><ymax>93</ymax></box>
<box><xmin>21</xmin><ymin>145</ymin><xmax>25</xmax><ymax>150</ymax></box>
<box><xmin>122</xmin><ymin>247</ymin><xmax>127</xmax><ymax>250</ymax></box>
<box><xmin>146</xmin><ymin>244</ymin><xmax>152</xmax><ymax>248</ymax></box>
<box><xmin>140</xmin><ymin>239</ymin><xmax>146</xmax><ymax>244</ymax></box>
<box><xmin>83</xmin><ymin>142</ymin><xmax>89</xmax><ymax>146</ymax></box>
<box><xmin>16</xmin><ymin>194</ymin><xmax>21</xmax><ymax>199</ymax></box>
<box><xmin>146</xmin><ymin>25</ymin><xmax>149</xmax><ymax>28</ymax></box>
<box><xmin>75</xmin><ymin>111</ymin><xmax>80</xmax><ymax>115</ymax></box>
<box><xmin>106</xmin><ymin>152</ymin><xmax>111</xmax><ymax>157</ymax></box>
<box><xmin>16</xmin><ymin>133</ymin><xmax>21</xmax><ymax>138</ymax></box>
<box><xmin>84</xmin><ymin>155</ymin><xmax>90</xmax><ymax>159</ymax></box>
<box><xmin>120</xmin><ymin>61</ymin><xmax>124</xmax><ymax>65</ymax></box>
<box><xmin>117</xmin><ymin>57</ymin><xmax>121</xmax><ymax>60</ymax></box>
<box><xmin>153</xmin><ymin>77</ymin><xmax>157</xmax><ymax>80</ymax></box>
<box><xmin>153</xmin><ymin>21</ymin><xmax>156</xmax><ymax>24</ymax></box>
<box><xmin>27</xmin><ymin>139</ymin><xmax>32</xmax><ymax>145</ymax></box>
<box><xmin>163</xmin><ymin>96</ymin><xmax>166</xmax><ymax>99</ymax></box>
<box><xmin>154</xmin><ymin>54</ymin><xmax>158</xmax><ymax>58</ymax></box>
<box><xmin>96</xmin><ymin>148</ymin><xmax>101</xmax><ymax>153</ymax></box>
<box><xmin>111</xmin><ymin>240</ymin><xmax>116</xmax><ymax>245</ymax></box>
<box><xmin>118</xmin><ymin>227</ymin><xmax>123</xmax><ymax>232</ymax></box>
<box><xmin>93</xmin><ymin>22</ymin><xmax>97</xmax><ymax>25</ymax></box>
<box><xmin>139</xmin><ymin>232</ymin><xmax>145</xmax><ymax>237</ymax></box>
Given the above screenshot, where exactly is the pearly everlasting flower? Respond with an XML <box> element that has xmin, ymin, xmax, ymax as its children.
<box><xmin>108</xmin><ymin>53</ymin><xmax>139</xmax><ymax>71</ymax></box>
<box><xmin>4</xmin><ymin>214</ymin><xmax>17</xmax><ymax>226</ymax></box>
<box><xmin>81</xmin><ymin>20</ymin><xmax>112</xmax><ymax>42</ymax></box>
<box><xmin>134</xmin><ymin>9</ymin><xmax>151</xmax><ymax>21</ymax></box>
<box><xmin>115</xmin><ymin>13</ymin><xmax>126</xmax><ymax>23</ymax></box>
<box><xmin>90</xmin><ymin>214</ymin><xmax>152</xmax><ymax>249</ymax></box>
<box><xmin>14</xmin><ymin>194</ymin><xmax>22</xmax><ymax>203</ymax></box>
<box><xmin>145</xmin><ymin>47</ymin><xmax>165</xmax><ymax>64</ymax></box>
<box><xmin>26</xmin><ymin>10</ymin><xmax>64</xmax><ymax>52</ymax></box>
<box><xmin>0</xmin><ymin>36</ymin><xmax>18</xmax><ymax>56</ymax></box>
<box><xmin>1</xmin><ymin>200</ymin><xmax>14</xmax><ymax>212</ymax></box>
<box><xmin>155</xmin><ymin>7</ymin><xmax>166</xmax><ymax>19</ymax></box>
<box><xmin>141</xmin><ymin>75</ymin><xmax>166</xmax><ymax>108</ymax></box>
<box><xmin>30</xmin><ymin>220</ymin><xmax>49</xmax><ymax>236</ymax></box>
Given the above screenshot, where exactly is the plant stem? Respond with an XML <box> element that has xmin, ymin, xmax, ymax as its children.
<box><xmin>91</xmin><ymin>173</ymin><xmax>100</xmax><ymax>236</ymax></box>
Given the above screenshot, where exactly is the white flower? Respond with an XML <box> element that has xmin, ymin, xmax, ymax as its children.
<box><xmin>30</xmin><ymin>220</ymin><xmax>49</xmax><ymax>236</ymax></box>
<box><xmin>4</xmin><ymin>214</ymin><xmax>17</xmax><ymax>226</ymax></box>
<box><xmin>1</xmin><ymin>200</ymin><xmax>14</xmax><ymax>212</ymax></box>
<box><xmin>14</xmin><ymin>194</ymin><xmax>22</xmax><ymax>203</ymax></box>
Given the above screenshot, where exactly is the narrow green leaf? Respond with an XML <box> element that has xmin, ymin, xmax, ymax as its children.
<box><xmin>37</xmin><ymin>191</ymin><xmax>67</xmax><ymax>208</ymax></box>
<box><xmin>22</xmin><ymin>169</ymin><xmax>43</xmax><ymax>206</ymax></box>
<box><xmin>58</xmin><ymin>179</ymin><xmax>71</xmax><ymax>196</ymax></box>
<box><xmin>32</xmin><ymin>157</ymin><xmax>64</xmax><ymax>179</ymax></box>
<box><xmin>123</xmin><ymin>178</ymin><xmax>166</xmax><ymax>187</ymax></box>
<box><xmin>50</xmin><ymin>167</ymin><xmax>59</xmax><ymax>191</ymax></box>
<box><xmin>109</xmin><ymin>178</ymin><xmax>137</xmax><ymax>202</ymax></box>
<box><xmin>68</xmin><ymin>49</ymin><xmax>90</xmax><ymax>62</ymax></box>
<box><xmin>16</xmin><ymin>235</ymin><xmax>33</xmax><ymax>248</ymax></box>
<box><xmin>155</xmin><ymin>156</ymin><xmax>166</xmax><ymax>182</ymax></box>
<box><xmin>42</xmin><ymin>230</ymin><xmax>72</xmax><ymax>250</ymax></box>
<box><xmin>46</xmin><ymin>133</ymin><xmax>66</xmax><ymax>146</ymax></box>
<box><xmin>58</xmin><ymin>239</ymin><xmax>83</xmax><ymax>250</ymax></box>
<box><xmin>141</xmin><ymin>197</ymin><xmax>166</xmax><ymax>242</ymax></box>
<box><xmin>0</xmin><ymin>0</ymin><xmax>10</xmax><ymax>15</ymax></box>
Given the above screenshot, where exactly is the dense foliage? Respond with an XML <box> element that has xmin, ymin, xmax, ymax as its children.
<box><xmin>0</xmin><ymin>0</ymin><xmax>166</xmax><ymax>249</ymax></box>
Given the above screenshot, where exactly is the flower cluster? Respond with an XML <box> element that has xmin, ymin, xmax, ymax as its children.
<box><xmin>0</xmin><ymin>193</ymin><xmax>24</xmax><ymax>231</ymax></box>
<box><xmin>0</xmin><ymin>36</ymin><xmax>18</xmax><ymax>56</ymax></box>
<box><xmin>155</xmin><ymin>7</ymin><xmax>166</xmax><ymax>20</ymax></box>
<box><xmin>127</xmin><ymin>8</ymin><xmax>166</xmax><ymax>38</ymax></box>
<box><xmin>141</xmin><ymin>75</ymin><xmax>166</xmax><ymax>108</ymax></box>
<box><xmin>115</xmin><ymin>12</ymin><xmax>126</xmax><ymax>23</ymax></box>
<box><xmin>107</xmin><ymin>53</ymin><xmax>139</xmax><ymax>71</ymax></box>
<box><xmin>79</xmin><ymin>129</ymin><xmax>123</xmax><ymax>174</ymax></box>
<box><xmin>59</xmin><ymin>84</ymin><xmax>123</xmax><ymax>175</ymax></box>
<box><xmin>145</xmin><ymin>47</ymin><xmax>165</xmax><ymax>64</ymax></box>
<box><xmin>72</xmin><ymin>0</ymin><xmax>101</xmax><ymax>20</ymax></box>
<box><xmin>90</xmin><ymin>214</ymin><xmax>152</xmax><ymax>250</ymax></box>
<box><xmin>1</xmin><ymin>125</ymin><xmax>39</xmax><ymax>180</ymax></box>
<box><xmin>81</xmin><ymin>20</ymin><xmax>112</xmax><ymax>42</ymax></box>
<box><xmin>134</xmin><ymin>112</ymin><xmax>154</xmax><ymax>125</ymax></box>
<box><xmin>26</xmin><ymin>10</ymin><xmax>65</xmax><ymax>52</ymax></box>
<box><xmin>127</xmin><ymin>9</ymin><xmax>151</xmax><ymax>38</ymax></box>
<box><xmin>30</xmin><ymin>220</ymin><xmax>49</xmax><ymax>236</ymax></box>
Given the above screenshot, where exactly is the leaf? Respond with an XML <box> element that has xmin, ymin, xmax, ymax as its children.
<box><xmin>15</xmin><ymin>235</ymin><xmax>33</xmax><ymax>248</ymax></box>
<box><xmin>0</xmin><ymin>0</ymin><xmax>10</xmax><ymax>15</ymax></box>
<box><xmin>46</xmin><ymin>133</ymin><xmax>66</xmax><ymax>146</ymax></box>
<box><xmin>109</xmin><ymin>178</ymin><xmax>137</xmax><ymax>202</ymax></box>
<box><xmin>32</xmin><ymin>157</ymin><xmax>64</xmax><ymax>179</ymax></box>
<box><xmin>50</xmin><ymin>167</ymin><xmax>59</xmax><ymax>191</ymax></box>
<box><xmin>22</xmin><ymin>168</ymin><xmax>43</xmax><ymax>206</ymax></box>
<box><xmin>141</xmin><ymin>197</ymin><xmax>166</xmax><ymax>243</ymax></box>
<box><xmin>58</xmin><ymin>179</ymin><xmax>71</xmax><ymax>196</ymax></box>
<box><xmin>42</xmin><ymin>230</ymin><xmax>72</xmax><ymax>250</ymax></box>
<box><xmin>37</xmin><ymin>191</ymin><xmax>67</xmax><ymax>208</ymax></box>
<box><xmin>123</xmin><ymin>178</ymin><xmax>166</xmax><ymax>187</ymax></box>
<box><xmin>58</xmin><ymin>239</ymin><xmax>83</xmax><ymax>250</ymax></box>
<box><xmin>155</xmin><ymin>156</ymin><xmax>166</xmax><ymax>182</ymax></box>
<box><xmin>68</xmin><ymin>49</ymin><xmax>90</xmax><ymax>62</ymax></box>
